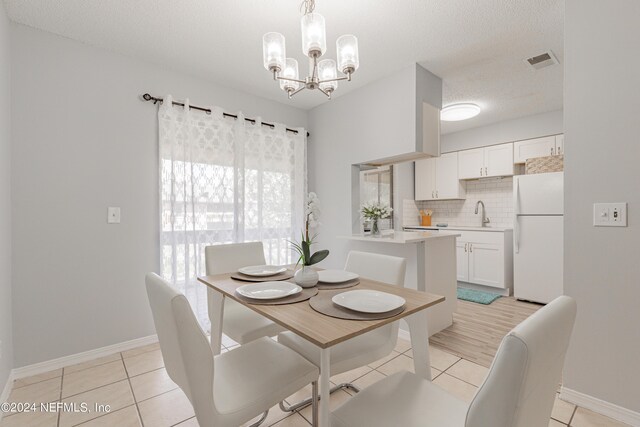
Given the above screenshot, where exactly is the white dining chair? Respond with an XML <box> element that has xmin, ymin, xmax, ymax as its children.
<box><xmin>330</xmin><ymin>295</ymin><xmax>578</xmax><ymax>427</ymax></box>
<box><xmin>205</xmin><ymin>242</ymin><xmax>285</xmax><ymax>351</ymax></box>
<box><xmin>145</xmin><ymin>273</ymin><xmax>320</xmax><ymax>427</ymax></box>
<box><xmin>278</xmin><ymin>250</ymin><xmax>407</xmax><ymax>412</ymax></box>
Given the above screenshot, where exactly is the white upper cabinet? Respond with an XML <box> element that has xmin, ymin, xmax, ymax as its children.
<box><xmin>514</xmin><ymin>134</ymin><xmax>564</xmax><ymax>163</ymax></box>
<box><xmin>415</xmin><ymin>153</ymin><xmax>465</xmax><ymax>200</ymax></box>
<box><xmin>458</xmin><ymin>143</ymin><xmax>514</xmax><ymax>180</ymax></box>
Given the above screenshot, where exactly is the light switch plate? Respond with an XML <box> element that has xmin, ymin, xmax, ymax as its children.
<box><xmin>107</xmin><ymin>207</ymin><xmax>121</xmax><ymax>224</ymax></box>
<box><xmin>593</xmin><ymin>202</ymin><xmax>627</xmax><ymax>227</ymax></box>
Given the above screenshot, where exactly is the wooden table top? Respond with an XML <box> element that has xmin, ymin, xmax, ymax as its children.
<box><xmin>198</xmin><ymin>273</ymin><xmax>445</xmax><ymax>349</ymax></box>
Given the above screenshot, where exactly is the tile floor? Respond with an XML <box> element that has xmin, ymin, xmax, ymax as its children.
<box><xmin>0</xmin><ymin>337</ymin><xmax>630</xmax><ymax>427</ymax></box>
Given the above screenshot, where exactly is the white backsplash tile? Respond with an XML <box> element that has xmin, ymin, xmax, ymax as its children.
<box><xmin>403</xmin><ymin>177</ymin><xmax>514</xmax><ymax>228</ymax></box>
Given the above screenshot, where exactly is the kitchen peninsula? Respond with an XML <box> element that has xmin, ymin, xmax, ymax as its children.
<box><xmin>342</xmin><ymin>230</ymin><xmax>459</xmax><ymax>335</ymax></box>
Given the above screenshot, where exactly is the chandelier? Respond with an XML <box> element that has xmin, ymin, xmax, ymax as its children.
<box><xmin>262</xmin><ymin>0</ymin><xmax>359</xmax><ymax>99</ymax></box>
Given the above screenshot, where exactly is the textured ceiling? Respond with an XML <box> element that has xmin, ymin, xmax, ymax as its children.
<box><xmin>3</xmin><ymin>0</ymin><xmax>564</xmax><ymax>133</ymax></box>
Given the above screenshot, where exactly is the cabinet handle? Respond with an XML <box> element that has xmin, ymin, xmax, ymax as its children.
<box><xmin>464</xmin><ymin>243</ymin><xmax>468</xmax><ymax>252</ymax></box>
<box><xmin>557</xmin><ymin>146</ymin><xmax>562</xmax><ymax>155</ymax></box>
<box><xmin>551</xmin><ymin>147</ymin><xmax>554</xmax><ymax>155</ymax></box>
<box><xmin>469</xmin><ymin>244</ymin><xmax>473</xmax><ymax>252</ymax></box>
<box><xmin>485</xmin><ymin>166</ymin><xmax>488</xmax><ymax>176</ymax></box>
<box><xmin>480</xmin><ymin>167</ymin><xmax>483</xmax><ymax>176</ymax></box>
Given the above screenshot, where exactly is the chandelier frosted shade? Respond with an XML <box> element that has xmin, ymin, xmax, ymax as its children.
<box><xmin>300</xmin><ymin>13</ymin><xmax>326</xmax><ymax>57</ymax></box>
<box><xmin>279</xmin><ymin>58</ymin><xmax>301</xmax><ymax>92</ymax></box>
<box><xmin>336</xmin><ymin>35</ymin><xmax>359</xmax><ymax>74</ymax></box>
<box><xmin>318</xmin><ymin>59</ymin><xmax>338</xmax><ymax>92</ymax></box>
<box><xmin>263</xmin><ymin>32</ymin><xmax>286</xmax><ymax>72</ymax></box>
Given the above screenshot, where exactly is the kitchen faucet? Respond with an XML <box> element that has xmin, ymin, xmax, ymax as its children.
<box><xmin>475</xmin><ymin>200</ymin><xmax>491</xmax><ymax>226</ymax></box>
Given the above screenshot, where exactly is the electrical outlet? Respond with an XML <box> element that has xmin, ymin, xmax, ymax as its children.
<box><xmin>593</xmin><ymin>202</ymin><xmax>627</xmax><ymax>227</ymax></box>
<box><xmin>107</xmin><ymin>207</ymin><xmax>121</xmax><ymax>224</ymax></box>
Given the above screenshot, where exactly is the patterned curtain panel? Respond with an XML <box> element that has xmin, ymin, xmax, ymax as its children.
<box><xmin>158</xmin><ymin>96</ymin><xmax>306</xmax><ymax>327</ymax></box>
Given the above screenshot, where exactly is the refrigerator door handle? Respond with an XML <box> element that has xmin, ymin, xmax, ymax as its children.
<box><xmin>514</xmin><ymin>178</ymin><xmax>520</xmax><ymax>254</ymax></box>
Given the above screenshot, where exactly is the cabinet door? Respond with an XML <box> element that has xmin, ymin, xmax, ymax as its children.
<box><xmin>484</xmin><ymin>143</ymin><xmax>514</xmax><ymax>177</ymax></box>
<box><xmin>414</xmin><ymin>158</ymin><xmax>437</xmax><ymax>200</ymax></box>
<box><xmin>513</xmin><ymin>136</ymin><xmax>556</xmax><ymax>163</ymax></box>
<box><xmin>435</xmin><ymin>152</ymin><xmax>464</xmax><ymax>199</ymax></box>
<box><xmin>456</xmin><ymin>241</ymin><xmax>469</xmax><ymax>282</ymax></box>
<box><xmin>468</xmin><ymin>242</ymin><xmax>504</xmax><ymax>288</ymax></box>
<box><xmin>555</xmin><ymin>134</ymin><xmax>564</xmax><ymax>155</ymax></box>
<box><xmin>458</xmin><ymin>148</ymin><xmax>485</xmax><ymax>180</ymax></box>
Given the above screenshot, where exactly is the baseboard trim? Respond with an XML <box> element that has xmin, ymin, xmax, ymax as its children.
<box><xmin>11</xmin><ymin>334</ymin><xmax>158</xmax><ymax>380</ymax></box>
<box><xmin>0</xmin><ymin>371</ymin><xmax>14</xmax><ymax>419</ymax></box>
<box><xmin>560</xmin><ymin>386</ymin><xmax>640</xmax><ymax>426</ymax></box>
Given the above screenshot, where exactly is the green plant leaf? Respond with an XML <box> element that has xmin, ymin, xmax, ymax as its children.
<box><xmin>302</xmin><ymin>240</ymin><xmax>311</xmax><ymax>264</ymax></box>
<box><xmin>308</xmin><ymin>249</ymin><xmax>329</xmax><ymax>265</ymax></box>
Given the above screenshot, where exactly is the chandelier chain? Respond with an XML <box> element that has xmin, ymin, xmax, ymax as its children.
<box><xmin>300</xmin><ymin>0</ymin><xmax>315</xmax><ymax>15</ymax></box>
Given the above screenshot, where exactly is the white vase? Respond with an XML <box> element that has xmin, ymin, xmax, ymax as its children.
<box><xmin>294</xmin><ymin>266</ymin><xmax>319</xmax><ymax>288</ymax></box>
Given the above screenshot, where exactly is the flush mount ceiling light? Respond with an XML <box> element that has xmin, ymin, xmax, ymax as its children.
<box><xmin>441</xmin><ymin>103</ymin><xmax>481</xmax><ymax>121</ymax></box>
<box><xmin>262</xmin><ymin>0</ymin><xmax>359</xmax><ymax>100</ymax></box>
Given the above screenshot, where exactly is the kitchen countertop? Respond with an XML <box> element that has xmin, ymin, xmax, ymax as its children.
<box><xmin>341</xmin><ymin>230</ymin><xmax>461</xmax><ymax>244</ymax></box>
<box><xmin>404</xmin><ymin>225</ymin><xmax>513</xmax><ymax>233</ymax></box>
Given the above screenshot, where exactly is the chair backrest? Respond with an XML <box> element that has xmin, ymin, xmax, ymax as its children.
<box><xmin>344</xmin><ymin>251</ymin><xmax>407</xmax><ymax>287</ymax></box>
<box><xmin>465</xmin><ymin>296</ymin><xmax>577</xmax><ymax>427</ymax></box>
<box><xmin>205</xmin><ymin>242</ymin><xmax>266</xmax><ymax>275</ymax></box>
<box><xmin>145</xmin><ymin>273</ymin><xmax>217</xmax><ymax>425</ymax></box>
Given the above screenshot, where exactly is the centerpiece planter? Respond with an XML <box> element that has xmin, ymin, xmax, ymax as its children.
<box><xmin>291</xmin><ymin>192</ymin><xmax>329</xmax><ymax>288</ymax></box>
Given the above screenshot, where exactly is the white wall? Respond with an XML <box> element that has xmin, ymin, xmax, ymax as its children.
<box><xmin>442</xmin><ymin>109</ymin><xmax>563</xmax><ymax>153</ymax></box>
<box><xmin>10</xmin><ymin>24</ymin><xmax>307</xmax><ymax>367</ymax></box>
<box><xmin>0</xmin><ymin>2</ymin><xmax>14</xmax><ymax>390</ymax></box>
<box><xmin>563</xmin><ymin>0</ymin><xmax>640</xmax><ymax>415</ymax></box>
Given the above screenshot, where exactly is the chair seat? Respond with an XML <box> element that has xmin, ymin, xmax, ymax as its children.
<box><xmin>278</xmin><ymin>326</ymin><xmax>395</xmax><ymax>376</ymax></box>
<box><xmin>223</xmin><ymin>299</ymin><xmax>285</xmax><ymax>344</ymax></box>
<box><xmin>332</xmin><ymin>371</ymin><xmax>468</xmax><ymax>427</ymax></box>
<box><xmin>214</xmin><ymin>337</ymin><xmax>319</xmax><ymax>420</ymax></box>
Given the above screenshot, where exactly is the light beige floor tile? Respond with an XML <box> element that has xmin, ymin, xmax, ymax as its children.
<box><xmin>570</xmin><ymin>407</ymin><xmax>630</xmax><ymax>426</ymax></box>
<box><xmin>122</xmin><ymin>342</ymin><xmax>160</xmax><ymax>359</ymax></box>
<box><xmin>7</xmin><ymin>376</ymin><xmax>61</xmax><ymax>405</ymax></box>
<box><xmin>299</xmin><ymin>389</ymin><xmax>351</xmax><ymax>423</ymax></box>
<box><xmin>221</xmin><ymin>334</ymin><xmax>239</xmax><ymax>348</ymax></box>
<box><xmin>375</xmin><ymin>354</ymin><xmax>439</xmax><ymax>378</ymax></box>
<box><xmin>551</xmin><ymin>395</ymin><xmax>576</xmax><ymax>424</ymax></box>
<box><xmin>394</xmin><ymin>337</ymin><xmax>412</xmax><ymax>353</ymax></box>
<box><xmin>76</xmin><ymin>404</ymin><xmax>141</xmax><ymax>427</ymax></box>
<box><xmin>367</xmin><ymin>350</ymin><xmax>401</xmax><ymax>369</ymax></box>
<box><xmin>330</xmin><ymin>365</ymin><xmax>372</xmax><ymax>385</ymax></box>
<box><xmin>432</xmin><ymin>373</ymin><xmax>478</xmax><ymax>403</ymax></box>
<box><xmin>550</xmin><ymin>418</ymin><xmax>567</xmax><ymax>426</ymax></box>
<box><xmin>59</xmin><ymin>379</ymin><xmax>135</xmax><ymax>427</ymax></box>
<box><xmin>351</xmin><ymin>369</ymin><xmax>386</xmax><ymax>392</ymax></box>
<box><xmin>123</xmin><ymin>349</ymin><xmax>165</xmax><ymax>377</ymax></box>
<box><xmin>445</xmin><ymin>359</ymin><xmax>489</xmax><ymax>387</ymax></box>
<box><xmin>64</xmin><ymin>353</ymin><xmax>122</xmax><ymax>375</ymax></box>
<box><xmin>272</xmin><ymin>413</ymin><xmax>311</xmax><ymax>426</ymax></box>
<box><xmin>12</xmin><ymin>369</ymin><xmax>62</xmax><ymax>389</ymax></box>
<box><xmin>284</xmin><ymin>383</ymin><xmax>313</xmax><ymax>406</ymax></box>
<box><xmin>137</xmin><ymin>387</ymin><xmax>194</xmax><ymax>427</ymax></box>
<box><xmin>175</xmin><ymin>417</ymin><xmax>200</xmax><ymax>426</ymax></box>
<box><xmin>129</xmin><ymin>368</ymin><xmax>178</xmax><ymax>402</ymax></box>
<box><xmin>0</xmin><ymin>410</ymin><xmax>58</xmax><ymax>427</ymax></box>
<box><xmin>62</xmin><ymin>359</ymin><xmax>127</xmax><ymax>398</ymax></box>
<box><xmin>405</xmin><ymin>346</ymin><xmax>462</xmax><ymax>371</ymax></box>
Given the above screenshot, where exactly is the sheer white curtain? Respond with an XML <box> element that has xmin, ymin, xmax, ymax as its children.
<box><xmin>158</xmin><ymin>95</ymin><xmax>306</xmax><ymax>326</ymax></box>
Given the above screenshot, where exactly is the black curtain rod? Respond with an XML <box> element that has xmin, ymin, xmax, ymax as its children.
<box><xmin>141</xmin><ymin>93</ymin><xmax>309</xmax><ymax>137</ymax></box>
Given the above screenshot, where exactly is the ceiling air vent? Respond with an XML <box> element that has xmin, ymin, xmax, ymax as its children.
<box><xmin>524</xmin><ymin>51</ymin><xmax>559</xmax><ymax>70</ymax></box>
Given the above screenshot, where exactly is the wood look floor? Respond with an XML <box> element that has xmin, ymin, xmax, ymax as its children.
<box><xmin>430</xmin><ymin>296</ymin><xmax>542</xmax><ymax>368</ymax></box>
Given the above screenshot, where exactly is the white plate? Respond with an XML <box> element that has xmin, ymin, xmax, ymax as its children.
<box><xmin>332</xmin><ymin>290</ymin><xmax>405</xmax><ymax>313</ymax></box>
<box><xmin>236</xmin><ymin>282</ymin><xmax>302</xmax><ymax>300</ymax></box>
<box><xmin>238</xmin><ymin>265</ymin><xmax>287</xmax><ymax>277</ymax></box>
<box><xmin>318</xmin><ymin>269</ymin><xmax>359</xmax><ymax>284</ymax></box>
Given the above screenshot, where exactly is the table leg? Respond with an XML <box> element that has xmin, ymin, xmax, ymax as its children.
<box><xmin>319</xmin><ymin>347</ymin><xmax>331</xmax><ymax>427</ymax></box>
<box><xmin>207</xmin><ymin>288</ymin><xmax>225</xmax><ymax>356</ymax></box>
<box><xmin>406</xmin><ymin>309</ymin><xmax>431</xmax><ymax>380</ymax></box>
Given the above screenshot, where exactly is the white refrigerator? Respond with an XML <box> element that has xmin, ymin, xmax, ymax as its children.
<box><xmin>513</xmin><ymin>172</ymin><xmax>563</xmax><ymax>304</ymax></box>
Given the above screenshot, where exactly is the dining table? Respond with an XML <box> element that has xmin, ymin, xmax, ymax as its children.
<box><xmin>198</xmin><ymin>270</ymin><xmax>445</xmax><ymax>427</ymax></box>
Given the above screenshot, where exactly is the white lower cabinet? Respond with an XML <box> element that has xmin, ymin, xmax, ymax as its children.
<box><xmin>456</xmin><ymin>230</ymin><xmax>513</xmax><ymax>292</ymax></box>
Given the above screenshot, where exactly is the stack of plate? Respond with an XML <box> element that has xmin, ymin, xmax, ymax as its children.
<box><xmin>332</xmin><ymin>290</ymin><xmax>406</xmax><ymax>314</ymax></box>
<box><xmin>318</xmin><ymin>269</ymin><xmax>359</xmax><ymax>285</ymax></box>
